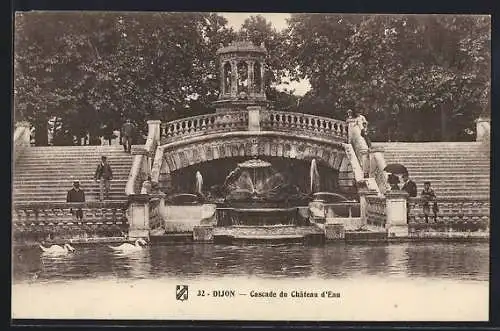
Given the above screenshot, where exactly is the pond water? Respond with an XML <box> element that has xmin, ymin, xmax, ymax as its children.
<box><xmin>13</xmin><ymin>242</ymin><xmax>489</xmax><ymax>283</ymax></box>
<box><xmin>12</xmin><ymin>242</ymin><xmax>489</xmax><ymax>321</ymax></box>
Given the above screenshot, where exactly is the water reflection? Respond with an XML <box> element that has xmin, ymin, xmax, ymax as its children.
<box><xmin>12</xmin><ymin>242</ymin><xmax>489</xmax><ymax>284</ymax></box>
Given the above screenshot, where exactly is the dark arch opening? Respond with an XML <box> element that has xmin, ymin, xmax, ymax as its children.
<box><xmin>223</xmin><ymin>62</ymin><xmax>231</xmax><ymax>94</ymax></box>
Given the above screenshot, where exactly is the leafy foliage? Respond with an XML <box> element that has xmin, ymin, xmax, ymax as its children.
<box><xmin>14</xmin><ymin>13</ymin><xmax>490</xmax><ymax>144</ymax></box>
<box><xmin>286</xmin><ymin>14</ymin><xmax>490</xmax><ymax>141</ymax></box>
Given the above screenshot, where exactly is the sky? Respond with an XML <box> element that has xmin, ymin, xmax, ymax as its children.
<box><xmin>219</xmin><ymin>12</ymin><xmax>311</xmax><ymax>96</ymax></box>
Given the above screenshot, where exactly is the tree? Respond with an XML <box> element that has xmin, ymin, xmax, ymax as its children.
<box><xmin>286</xmin><ymin>14</ymin><xmax>490</xmax><ymax>141</ymax></box>
<box><xmin>14</xmin><ymin>12</ymin><xmax>236</xmax><ymax>145</ymax></box>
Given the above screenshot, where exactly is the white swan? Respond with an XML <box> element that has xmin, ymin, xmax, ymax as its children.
<box><xmin>108</xmin><ymin>239</ymin><xmax>148</xmax><ymax>252</ymax></box>
<box><xmin>39</xmin><ymin>243</ymin><xmax>75</xmax><ymax>255</ymax></box>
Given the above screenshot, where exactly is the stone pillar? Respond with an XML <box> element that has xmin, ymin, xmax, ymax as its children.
<box><xmin>15</xmin><ymin>121</ymin><xmax>31</xmax><ymax>147</ymax></box>
<box><xmin>147</xmin><ymin>120</ymin><xmax>161</xmax><ymax>142</ymax></box>
<box><xmin>247</xmin><ymin>60</ymin><xmax>255</xmax><ymax>96</ymax></box>
<box><xmin>231</xmin><ymin>60</ymin><xmax>238</xmax><ymax>97</ymax></box>
<box><xmin>247</xmin><ymin>106</ymin><xmax>261</xmax><ymax>131</ymax></box>
<box><xmin>260</xmin><ymin>64</ymin><xmax>265</xmax><ymax>94</ymax></box>
<box><xmin>128</xmin><ymin>194</ymin><xmax>150</xmax><ymax>239</ymax></box>
<box><xmin>385</xmin><ymin>190</ymin><xmax>409</xmax><ymax>238</ymax></box>
<box><xmin>220</xmin><ymin>60</ymin><xmax>226</xmax><ymax>95</ymax></box>
<box><xmin>475</xmin><ymin>116</ymin><xmax>490</xmax><ymax>142</ymax></box>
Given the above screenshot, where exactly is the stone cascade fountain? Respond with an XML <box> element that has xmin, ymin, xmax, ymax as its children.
<box><xmin>215</xmin><ymin>158</ymin><xmax>311</xmax><ymax>227</ymax></box>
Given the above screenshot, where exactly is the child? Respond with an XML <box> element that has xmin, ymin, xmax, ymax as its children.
<box><xmin>421</xmin><ymin>181</ymin><xmax>439</xmax><ymax>223</ymax></box>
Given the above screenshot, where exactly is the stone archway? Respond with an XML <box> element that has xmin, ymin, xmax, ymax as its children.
<box><xmin>153</xmin><ymin>133</ymin><xmax>356</xmax><ymax>196</ymax></box>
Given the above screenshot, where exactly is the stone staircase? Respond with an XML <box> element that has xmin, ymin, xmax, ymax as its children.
<box><xmin>373</xmin><ymin>142</ymin><xmax>490</xmax><ymax>199</ymax></box>
<box><xmin>13</xmin><ymin>146</ymin><xmax>134</xmax><ymax>203</ymax></box>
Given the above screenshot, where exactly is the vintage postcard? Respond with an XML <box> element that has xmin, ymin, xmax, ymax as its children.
<box><xmin>12</xmin><ymin>11</ymin><xmax>490</xmax><ymax>321</ymax></box>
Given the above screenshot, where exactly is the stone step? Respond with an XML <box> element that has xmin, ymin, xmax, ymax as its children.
<box><xmin>12</xmin><ymin>188</ymin><xmax>127</xmax><ymax>195</ymax></box>
<box><xmin>14</xmin><ymin>166</ymin><xmax>132</xmax><ymax>172</ymax></box>
<box><xmin>13</xmin><ymin>174</ymin><xmax>131</xmax><ymax>180</ymax></box>
<box><xmin>12</xmin><ymin>195</ymin><xmax>127</xmax><ymax>202</ymax></box>
<box><xmin>16</xmin><ymin>158</ymin><xmax>132</xmax><ymax>163</ymax></box>
<box><xmin>378</xmin><ymin>167</ymin><xmax>490</xmax><ymax>178</ymax></box>
<box><xmin>383</xmin><ymin>158</ymin><xmax>489</xmax><ymax>163</ymax></box>
<box><xmin>18</xmin><ymin>154</ymin><xmax>133</xmax><ymax>159</ymax></box>
<box><xmin>373</xmin><ymin>142</ymin><xmax>484</xmax><ymax>147</ymax></box>
<box><xmin>13</xmin><ymin>180</ymin><xmax>129</xmax><ymax>186</ymax></box>
<box><xmin>383</xmin><ymin>156</ymin><xmax>489</xmax><ymax>161</ymax></box>
<box><xmin>384</xmin><ymin>156</ymin><xmax>489</xmax><ymax>160</ymax></box>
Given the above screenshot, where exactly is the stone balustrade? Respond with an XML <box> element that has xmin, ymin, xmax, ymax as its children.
<box><xmin>408</xmin><ymin>197</ymin><xmax>490</xmax><ymax>232</ymax></box>
<box><xmin>160</xmin><ymin>111</ymin><xmax>249</xmax><ymax>143</ymax></box>
<box><xmin>159</xmin><ymin>110</ymin><xmax>348</xmax><ymax>143</ymax></box>
<box><xmin>260</xmin><ymin>110</ymin><xmax>348</xmax><ymax>141</ymax></box>
<box><xmin>126</xmin><ymin>120</ymin><xmax>161</xmax><ymax>195</ymax></box>
<box><xmin>12</xmin><ymin>201</ymin><xmax>129</xmax><ymax>241</ymax></box>
<box><xmin>366</xmin><ymin>195</ymin><xmax>386</xmax><ymax>227</ymax></box>
<box><xmin>324</xmin><ymin>202</ymin><xmax>361</xmax><ymax>219</ymax></box>
<box><xmin>343</xmin><ymin>143</ymin><xmax>365</xmax><ymax>183</ymax></box>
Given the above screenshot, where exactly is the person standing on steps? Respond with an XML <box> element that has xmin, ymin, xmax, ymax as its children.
<box><xmin>67</xmin><ymin>180</ymin><xmax>85</xmax><ymax>221</ymax></box>
<box><xmin>94</xmin><ymin>156</ymin><xmax>113</xmax><ymax>201</ymax></box>
<box><xmin>421</xmin><ymin>181</ymin><xmax>439</xmax><ymax>223</ymax></box>
<box><xmin>401</xmin><ymin>172</ymin><xmax>417</xmax><ymax>221</ymax></box>
<box><xmin>121</xmin><ymin>119</ymin><xmax>135</xmax><ymax>153</ymax></box>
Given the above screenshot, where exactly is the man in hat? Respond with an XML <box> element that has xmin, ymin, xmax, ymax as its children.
<box><xmin>401</xmin><ymin>172</ymin><xmax>417</xmax><ymax>221</ymax></box>
<box><xmin>94</xmin><ymin>155</ymin><xmax>113</xmax><ymax>201</ymax></box>
<box><xmin>401</xmin><ymin>173</ymin><xmax>417</xmax><ymax>197</ymax></box>
<box><xmin>421</xmin><ymin>181</ymin><xmax>439</xmax><ymax>223</ymax></box>
<box><xmin>387</xmin><ymin>173</ymin><xmax>400</xmax><ymax>190</ymax></box>
<box><xmin>121</xmin><ymin>119</ymin><xmax>135</xmax><ymax>153</ymax></box>
<box><xmin>67</xmin><ymin>180</ymin><xmax>85</xmax><ymax>221</ymax></box>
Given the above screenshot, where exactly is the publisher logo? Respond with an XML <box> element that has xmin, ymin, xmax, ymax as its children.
<box><xmin>176</xmin><ymin>285</ymin><xmax>189</xmax><ymax>301</ymax></box>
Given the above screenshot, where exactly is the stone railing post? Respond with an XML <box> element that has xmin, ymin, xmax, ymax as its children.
<box><xmin>346</xmin><ymin>117</ymin><xmax>369</xmax><ymax>176</ymax></box>
<box><xmin>475</xmin><ymin>116</ymin><xmax>490</xmax><ymax>142</ymax></box>
<box><xmin>14</xmin><ymin>121</ymin><xmax>31</xmax><ymax>147</ymax></box>
<box><xmin>147</xmin><ymin>120</ymin><xmax>161</xmax><ymax>143</ymax></box>
<box><xmin>127</xmin><ymin>194</ymin><xmax>150</xmax><ymax>239</ymax></box>
<box><xmin>385</xmin><ymin>190</ymin><xmax>409</xmax><ymax>238</ymax></box>
<box><xmin>359</xmin><ymin>188</ymin><xmax>379</xmax><ymax>225</ymax></box>
<box><xmin>248</xmin><ymin>106</ymin><xmax>261</xmax><ymax>131</ymax></box>
<box><xmin>369</xmin><ymin>146</ymin><xmax>389</xmax><ymax>194</ymax></box>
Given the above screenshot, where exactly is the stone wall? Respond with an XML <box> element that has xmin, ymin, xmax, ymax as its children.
<box><xmin>163</xmin><ymin>204</ymin><xmax>217</xmax><ymax>233</ymax></box>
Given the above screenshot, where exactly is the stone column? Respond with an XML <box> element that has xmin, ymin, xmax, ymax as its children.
<box><xmin>260</xmin><ymin>63</ymin><xmax>265</xmax><ymax>95</ymax></box>
<box><xmin>220</xmin><ymin>60</ymin><xmax>226</xmax><ymax>95</ymax></box>
<box><xmin>147</xmin><ymin>120</ymin><xmax>161</xmax><ymax>143</ymax></box>
<box><xmin>127</xmin><ymin>194</ymin><xmax>150</xmax><ymax>239</ymax></box>
<box><xmin>247</xmin><ymin>106</ymin><xmax>261</xmax><ymax>132</ymax></box>
<box><xmin>247</xmin><ymin>60</ymin><xmax>255</xmax><ymax>96</ymax></box>
<box><xmin>231</xmin><ymin>60</ymin><xmax>238</xmax><ymax>97</ymax></box>
<box><xmin>385</xmin><ymin>190</ymin><xmax>409</xmax><ymax>238</ymax></box>
<box><xmin>476</xmin><ymin>116</ymin><xmax>490</xmax><ymax>142</ymax></box>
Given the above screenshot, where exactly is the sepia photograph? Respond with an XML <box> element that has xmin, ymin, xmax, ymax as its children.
<box><xmin>12</xmin><ymin>11</ymin><xmax>490</xmax><ymax>321</ymax></box>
